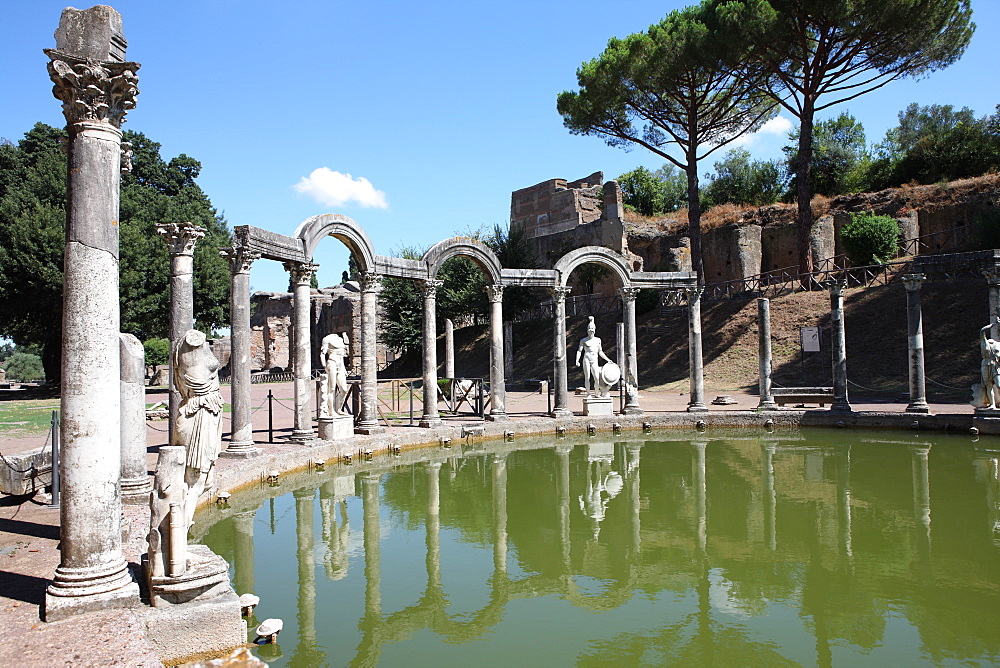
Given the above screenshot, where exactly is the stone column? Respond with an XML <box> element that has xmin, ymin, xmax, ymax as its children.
<box><xmin>426</xmin><ymin>462</ymin><xmax>442</xmax><ymax>589</ymax></box>
<box><xmin>551</xmin><ymin>286</ymin><xmax>573</xmax><ymax>417</ymax></box>
<box><xmin>761</xmin><ymin>442</ymin><xmax>777</xmax><ymax>551</ymax></box>
<box><xmin>986</xmin><ymin>270</ymin><xmax>1000</xmax><ymax>340</ymax></box>
<box><xmin>285</xmin><ymin>261</ymin><xmax>319</xmax><ymax>441</ymax></box>
<box><xmin>44</xmin><ymin>5</ymin><xmax>141</xmax><ymax>620</ymax></box>
<box><xmin>693</xmin><ymin>440</ymin><xmax>707</xmax><ymax>552</ymax></box>
<box><xmin>826</xmin><ymin>280</ymin><xmax>852</xmax><ymax>412</ymax></box>
<box><xmin>910</xmin><ymin>445</ymin><xmax>932</xmax><ymax>559</ymax></box>
<box><xmin>903</xmin><ymin>274</ymin><xmax>930</xmax><ymax>413</ymax></box>
<box><xmin>486</xmin><ymin>285</ymin><xmax>508</xmax><ymax>421</ymax></box>
<box><xmin>357</xmin><ymin>273</ymin><xmax>384</xmax><ymax>434</ymax></box>
<box><xmin>119</xmin><ymin>333</ymin><xmax>151</xmax><ymax>503</ymax></box>
<box><xmin>419</xmin><ymin>280</ymin><xmax>444</xmax><ymax>427</ymax></box>
<box><xmin>686</xmin><ymin>287</ymin><xmax>707</xmax><ymax>412</ymax></box>
<box><xmin>619</xmin><ymin>287</ymin><xmax>642</xmax><ymax>414</ymax></box>
<box><xmin>491</xmin><ymin>453</ymin><xmax>508</xmax><ymax>575</ymax></box>
<box><xmin>232</xmin><ymin>511</ymin><xmax>256</xmax><ymax>596</ymax></box>
<box><xmin>361</xmin><ymin>473</ymin><xmax>382</xmax><ymax>618</ymax></box>
<box><xmin>837</xmin><ymin>446</ymin><xmax>853</xmax><ymax>559</ymax></box>
<box><xmin>504</xmin><ymin>320</ymin><xmax>514</xmax><ymax>381</ymax></box>
<box><xmin>157</xmin><ymin>222</ymin><xmax>206</xmax><ymax>445</ymax></box>
<box><xmin>757</xmin><ymin>298</ymin><xmax>778</xmax><ymax>410</ymax></box>
<box><xmin>555</xmin><ymin>445</ymin><xmax>572</xmax><ymax>572</ymax></box>
<box><xmin>444</xmin><ymin>319</ymin><xmax>455</xmax><ymax>380</ymax></box>
<box><xmin>220</xmin><ymin>244</ymin><xmax>261</xmax><ymax>456</ymax></box>
<box><xmin>294</xmin><ymin>488</ymin><xmax>317</xmax><ymax>659</ymax></box>
<box><xmin>625</xmin><ymin>444</ymin><xmax>642</xmax><ymax>556</ymax></box>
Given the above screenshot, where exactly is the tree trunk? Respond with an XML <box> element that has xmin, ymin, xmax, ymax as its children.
<box><xmin>686</xmin><ymin>149</ymin><xmax>704</xmax><ymax>286</ymax></box>
<box><xmin>796</xmin><ymin>98</ymin><xmax>816</xmax><ymax>277</ymax></box>
<box><xmin>42</xmin><ymin>336</ymin><xmax>61</xmax><ymax>387</ymax></box>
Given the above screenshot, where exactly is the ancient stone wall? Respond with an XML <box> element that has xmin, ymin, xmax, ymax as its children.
<box><xmin>511</xmin><ymin>172</ymin><xmax>604</xmax><ymax>239</ymax></box>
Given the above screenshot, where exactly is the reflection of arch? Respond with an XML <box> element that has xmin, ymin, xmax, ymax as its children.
<box><xmin>553</xmin><ymin>246</ymin><xmax>632</xmax><ymax>288</ymax></box>
<box><xmin>294</xmin><ymin>214</ymin><xmax>377</xmax><ymax>271</ymax></box>
<box><xmin>422</xmin><ymin>237</ymin><xmax>502</xmax><ymax>284</ymax></box>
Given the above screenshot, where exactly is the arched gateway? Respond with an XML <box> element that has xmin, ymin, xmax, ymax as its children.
<box><xmin>219</xmin><ymin>221</ymin><xmax>700</xmax><ymax>449</ymax></box>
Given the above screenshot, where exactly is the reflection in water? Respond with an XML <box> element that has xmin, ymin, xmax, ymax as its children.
<box><xmin>200</xmin><ymin>432</ymin><xmax>1000</xmax><ymax>667</ymax></box>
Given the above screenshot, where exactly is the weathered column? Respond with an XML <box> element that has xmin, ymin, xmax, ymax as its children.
<box><xmin>503</xmin><ymin>320</ymin><xmax>514</xmax><ymax>382</ymax></box>
<box><xmin>285</xmin><ymin>261</ymin><xmax>319</xmax><ymax>441</ymax></box>
<box><xmin>294</xmin><ymin>488</ymin><xmax>317</xmax><ymax>660</ymax></box>
<box><xmin>555</xmin><ymin>444</ymin><xmax>572</xmax><ymax>572</ymax></box>
<box><xmin>619</xmin><ymin>287</ymin><xmax>642</xmax><ymax>414</ymax></box>
<box><xmin>903</xmin><ymin>274</ymin><xmax>930</xmax><ymax>413</ymax></box>
<box><xmin>910</xmin><ymin>445</ymin><xmax>932</xmax><ymax>558</ymax></box>
<box><xmin>757</xmin><ymin>298</ymin><xmax>778</xmax><ymax>410</ymax></box>
<box><xmin>826</xmin><ymin>280</ymin><xmax>852</xmax><ymax>412</ymax></box>
<box><xmin>426</xmin><ymin>462</ymin><xmax>442</xmax><ymax>589</ymax></box>
<box><xmin>444</xmin><ymin>318</ymin><xmax>455</xmax><ymax>380</ymax></box>
<box><xmin>486</xmin><ymin>285</ymin><xmax>508</xmax><ymax>421</ymax></box>
<box><xmin>686</xmin><ymin>287</ymin><xmax>707</xmax><ymax>412</ymax></box>
<box><xmin>419</xmin><ymin>279</ymin><xmax>444</xmax><ymax>427</ymax></box>
<box><xmin>837</xmin><ymin>446</ymin><xmax>853</xmax><ymax>559</ymax></box>
<box><xmin>693</xmin><ymin>439</ymin><xmax>707</xmax><ymax>552</ymax></box>
<box><xmin>986</xmin><ymin>270</ymin><xmax>1000</xmax><ymax>340</ymax></box>
<box><xmin>551</xmin><ymin>286</ymin><xmax>573</xmax><ymax>417</ymax></box>
<box><xmin>361</xmin><ymin>473</ymin><xmax>382</xmax><ymax>618</ymax></box>
<box><xmin>357</xmin><ymin>273</ymin><xmax>384</xmax><ymax>434</ymax></box>
<box><xmin>761</xmin><ymin>441</ymin><xmax>777</xmax><ymax>551</ymax></box>
<box><xmin>232</xmin><ymin>511</ymin><xmax>256</xmax><ymax>596</ymax></box>
<box><xmin>220</xmin><ymin>244</ymin><xmax>261</xmax><ymax>456</ymax></box>
<box><xmin>119</xmin><ymin>333</ymin><xmax>151</xmax><ymax>503</ymax></box>
<box><xmin>44</xmin><ymin>5</ymin><xmax>141</xmax><ymax>620</ymax></box>
<box><xmin>625</xmin><ymin>443</ymin><xmax>642</xmax><ymax>556</ymax></box>
<box><xmin>157</xmin><ymin>222</ymin><xmax>206</xmax><ymax>445</ymax></box>
<box><xmin>491</xmin><ymin>453</ymin><xmax>508</xmax><ymax>575</ymax></box>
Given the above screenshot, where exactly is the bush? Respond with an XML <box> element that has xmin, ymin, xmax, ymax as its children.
<box><xmin>143</xmin><ymin>338</ymin><xmax>170</xmax><ymax>367</ymax></box>
<box><xmin>841</xmin><ymin>212</ymin><xmax>901</xmax><ymax>266</ymax></box>
<box><xmin>3</xmin><ymin>352</ymin><xmax>45</xmax><ymax>381</ymax></box>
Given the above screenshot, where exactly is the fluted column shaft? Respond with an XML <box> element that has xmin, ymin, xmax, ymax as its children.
<box><xmin>222</xmin><ymin>245</ymin><xmax>261</xmax><ymax>455</ymax></box>
<box><xmin>357</xmin><ymin>273</ymin><xmax>384</xmax><ymax>433</ymax></box>
<box><xmin>486</xmin><ymin>285</ymin><xmax>508</xmax><ymax>420</ymax></box>
<box><xmin>286</xmin><ymin>262</ymin><xmax>319</xmax><ymax>441</ymax></box>
<box><xmin>419</xmin><ymin>280</ymin><xmax>443</xmax><ymax>427</ymax></box>
<box><xmin>826</xmin><ymin>280</ymin><xmax>852</xmax><ymax>412</ymax></box>
<box><xmin>903</xmin><ymin>274</ymin><xmax>930</xmax><ymax>413</ymax></box>
<box><xmin>551</xmin><ymin>286</ymin><xmax>573</xmax><ymax>417</ymax></box>
<box><xmin>686</xmin><ymin>287</ymin><xmax>707</xmax><ymax>411</ymax></box>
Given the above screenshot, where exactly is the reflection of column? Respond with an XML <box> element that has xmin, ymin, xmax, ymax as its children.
<box><xmin>362</xmin><ymin>473</ymin><xmax>382</xmax><ymax>618</ymax></box>
<box><xmin>551</xmin><ymin>286</ymin><xmax>573</xmax><ymax>417</ymax></box>
<box><xmin>985</xmin><ymin>457</ymin><xmax>1000</xmax><ymax>547</ymax></box>
<box><xmin>757</xmin><ymin>298</ymin><xmax>778</xmax><ymax>410</ymax></box>
<box><xmin>320</xmin><ymin>479</ymin><xmax>350</xmax><ymax>581</ymax></box>
<box><xmin>158</xmin><ymin>222</ymin><xmax>206</xmax><ymax>444</ymax></box>
<box><xmin>903</xmin><ymin>274</ymin><xmax>930</xmax><ymax>413</ymax></box>
<box><xmin>44</xmin><ymin>7</ymin><xmax>141</xmax><ymax>619</ymax></box>
<box><xmin>293</xmin><ymin>488</ymin><xmax>317</xmax><ymax>664</ymax></box>
<box><xmin>486</xmin><ymin>286</ymin><xmax>508</xmax><ymax>421</ymax></box>
<box><xmin>419</xmin><ymin>280</ymin><xmax>444</xmax><ymax>427</ymax></box>
<box><xmin>285</xmin><ymin>261</ymin><xmax>319</xmax><ymax>441</ymax></box>
<box><xmin>910</xmin><ymin>445</ymin><xmax>932</xmax><ymax>559</ymax></box>
<box><xmin>693</xmin><ymin>440</ymin><xmax>707</xmax><ymax>552</ymax></box>
<box><xmin>620</xmin><ymin>288</ymin><xmax>642</xmax><ymax>414</ymax></box>
<box><xmin>826</xmin><ymin>280</ymin><xmax>852</xmax><ymax>412</ymax></box>
<box><xmin>837</xmin><ymin>446</ymin><xmax>853</xmax><ymax>559</ymax></box>
<box><xmin>491</xmin><ymin>454</ymin><xmax>508</xmax><ymax>575</ymax></box>
<box><xmin>762</xmin><ymin>442</ymin><xmax>777</xmax><ymax>551</ymax></box>
<box><xmin>426</xmin><ymin>462</ymin><xmax>442</xmax><ymax>589</ymax></box>
<box><xmin>625</xmin><ymin>444</ymin><xmax>642</xmax><ymax>556</ymax></box>
<box><xmin>686</xmin><ymin>288</ymin><xmax>707</xmax><ymax>412</ymax></box>
<box><xmin>358</xmin><ymin>273</ymin><xmax>384</xmax><ymax>434</ymax></box>
<box><xmin>232</xmin><ymin>511</ymin><xmax>256</xmax><ymax>596</ymax></box>
<box><xmin>555</xmin><ymin>445</ymin><xmax>573</xmax><ymax>572</ymax></box>
<box><xmin>221</xmin><ymin>243</ymin><xmax>261</xmax><ymax>456</ymax></box>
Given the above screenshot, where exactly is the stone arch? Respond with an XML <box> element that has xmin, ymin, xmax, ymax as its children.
<box><xmin>294</xmin><ymin>213</ymin><xmax>377</xmax><ymax>272</ymax></box>
<box><xmin>553</xmin><ymin>246</ymin><xmax>632</xmax><ymax>288</ymax></box>
<box><xmin>422</xmin><ymin>237</ymin><xmax>503</xmax><ymax>284</ymax></box>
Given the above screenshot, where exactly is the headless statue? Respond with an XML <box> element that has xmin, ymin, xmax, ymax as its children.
<box><xmin>319</xmin><ymin>332</ymin><xmax>350</xmax><ymax>417</ymax></box>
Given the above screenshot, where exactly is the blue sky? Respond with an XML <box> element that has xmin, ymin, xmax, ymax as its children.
<box><xmin>3</xmin><ymin>1</ymin><xmax>998</xmax><ymax>294</ymax></box>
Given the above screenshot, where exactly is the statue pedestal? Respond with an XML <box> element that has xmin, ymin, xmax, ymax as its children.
<box><xmin>975</xmin><ymin>407</ymin><xmax>1000</xmax><ymax>418</ymax></box>
<box><xmin>583</xmin><ymin>396</ymin><xmax>613</xmax><ymax>417</ymax></box>
<box><xmin>318</xmin><ymin>415</ymin><xmax>354</xmax><ymax>441</ymax></box>
<box><xmin>146</xmin><ymin>544</ymin><xmax>232</xmax><ymax>608</ymax></box>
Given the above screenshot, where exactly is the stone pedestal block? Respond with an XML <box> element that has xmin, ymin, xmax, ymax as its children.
<box><xmin>583</xmin><ymin>397</ymin><xmax>613</xmax><ymax>416</ymax></box>
<box><xmin>318</xmin><ymin>415</ymin><xmax>354</xmax><ymax>441</ymax></box>
<box><xmin>146</xmin><ymin>544</ymin><xmax>232</xmax><ymax>608</ymax></box>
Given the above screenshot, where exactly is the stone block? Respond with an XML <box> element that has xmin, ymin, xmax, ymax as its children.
<box><xmin>583</xmin><ymin>396</ymin><xmax>614</xmax><ymax>416</ymax></box>
<box><xmin>0</xmin><ymin>445</ymin><xmax>51</xmax><ymax>496</ymax></box>
<box><xmin>139</xmin><ymin>585</ymin><xmax>246</xmax><ymax>664</ymax></box>
<box><xmin>318</xmin><ymin>415</ymin><xmax>354</xmax><ymax>441</ymax></box>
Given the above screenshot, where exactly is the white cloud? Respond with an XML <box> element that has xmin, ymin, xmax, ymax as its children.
<box><xmin>293</xmin><ymin>167</ymin><xmax>388</xmax><ymax>209</ymax></box>
<box><xmin>732</xmin><ymin>114</ymin><xmax>794</xmax><ymax>147</ymax></box>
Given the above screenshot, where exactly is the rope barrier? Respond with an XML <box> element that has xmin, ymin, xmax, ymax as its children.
<box><xmin>0</xmin><ymin>450</ymin><xmax>39</xmax><ymax>474</ymax></box>
<box><xmin>847</xmin><ymin>379</ymin><xmax>897</xmax><ymax>394</ymax></box>
<box><xmin>927</xmin><ymin>377</ymin><xmax>968</xmax><ymax>392</ymax></box>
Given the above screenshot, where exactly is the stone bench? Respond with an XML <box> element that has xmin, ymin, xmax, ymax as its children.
<box><xmin>0</xmin><ymin>445</ymin><xmax>52</xmax><ymax>495</ymax></box>
<box><xmin>772</xmin><ymin>387</ymin><xmax>835</xmax><ymax>407</ymax></box>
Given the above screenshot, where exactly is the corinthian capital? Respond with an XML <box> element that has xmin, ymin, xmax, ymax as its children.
<box><xmin>220</xmin><ymin>246</ymin><xmax>260</xmax><ymax>275</ymax></box>
<box><xmin>419</xmin><ymin>279</ymin><xmax>444</xmax><ymax>299</ymax></box>
<box><xmin>156</xmin><ymin>222</ymin><xmax>205</xmax><ymax>256</ymax></box>
<box><xmin>485</xmin><ymin>284</ymin><xmax>504</xmax><ymax>303</ymax></box>
<box><xmin>361</xmin><ymin>272</ymin><xmax>383</xmax><ymax>294</ymax></box>
<box><xmin>549</xmin><ymin>286</ymin><xmax>572</xmax><ymax>303</ymax></box>
<box><xmin>618</xmin><ymin>287</ymin><xmax>641</xmax><ymax>302</ymax></box>
<box><xmin>45</xmin><ymin>52</ymin><xmax>139</xmax><ymax>128</ymax></box>
<box><xmin>284</xmin><ymin>261</ymin><xmax>320</xmax><ymax>286</ymax></box>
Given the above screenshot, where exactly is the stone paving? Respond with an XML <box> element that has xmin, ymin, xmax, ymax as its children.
<box><xmin>0</xmin><ymin>381</ymin><xmax>980</xmax><ymax>666</ymax></box>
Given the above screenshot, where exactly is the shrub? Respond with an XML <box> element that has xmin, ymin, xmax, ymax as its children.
<box><xmin>3</xmin><ymin>352</ymin><xmax>45</xmax><ymax>381</ymax></box>
<box><xmin>841</xmin><ymin>212</ymin><xmax>901</xmax><ymax>266</ymax></box>
<box><xmin>143</xmin><ymin>338</ymin><xmax>170</xmax><ymax>367</ymax></box>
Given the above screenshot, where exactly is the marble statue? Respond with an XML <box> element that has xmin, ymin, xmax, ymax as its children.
<box><xmin>576</xmin><ymin>316</ymin><xmax>619</xmax><ymax>398</ymax></box>
<box><xmin>320</xmin><ymin>332</ymin><xmax>350</xmax><ymax>417</ymax></box>
<box><xmin>973</xmin><ymin>323</ymin><xmax>1000</xmax><ymax>409</ymax></box>
<box><xmin>173</xmin><ymin>329</ymin><xmax>224</xmax><ymax>527</ymax></box>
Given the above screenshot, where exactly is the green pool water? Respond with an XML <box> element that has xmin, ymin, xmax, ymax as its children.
<box><xmin>197</xmin><ymin>429</ymin><xmax>1000</xmax><ymax>666</ymax></box>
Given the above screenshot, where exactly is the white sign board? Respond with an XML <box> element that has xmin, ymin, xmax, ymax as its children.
<box><xmin>800</xmin><ymin>327</ymin><xmax>821</xmax><ymax>353</ymax></box>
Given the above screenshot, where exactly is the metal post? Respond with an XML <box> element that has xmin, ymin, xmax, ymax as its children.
<box><xmin>547</xmin><ymin>376</ymin><xmax>552</xmax><ymax>415</ymax></box>
<box><xmin>409</xmin><ymin>381</ymin><xmax>414</xmax><ymax>426</ymax></box>
<box><xmin>267</xmin><ymin>390</ymin><xmax>274</xmax><ymax>444</ymax></box>
<box><xmin>49</xmin><ymin>411</ymin><xmax>60</xmax><ymax>507</ymax></box>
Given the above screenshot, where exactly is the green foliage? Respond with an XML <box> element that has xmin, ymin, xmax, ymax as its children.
<box><xmin>784</xmin><ymin>112</ymin><xmax>870</xmax><ymax>196</ymax></box>
<box><xmin>968</xmin><ymin>208</ymin><xmax>1000</xmax><ymax>252</ymax></box>
<box><xmin>378</xmin><ymin>246</ymin><xmax>425</xmax><ymax>355</ymax></box>
<box><xmin>617</xmin><ymin>165</ymin><xmax>687</xmax><ymax>216</ymax></box>
<box><xmin>636</xmin><ymin>289</ymin><xmax>660</xmax><ymax>315</ymax></box>
<box><xmin>867</xmin><ymin>103</ymin><xmax>1000</xmax><ymax>188</ymax></box>
<box><xmin>485</xmin><ymin>221</ymin><xmax>542</xmax><ymax>316</ymax></box>
<box><xmin>3</xmin><ymin>351</ymin><xmax>45</xmax><ymax>382</ymax></box>
<box><xmin>0</xmin><ymin>123</ymin><xmax>231</xmax><ymax>380</ymax></box>
<box><xmin>0</xmin><ymin>342</ymin><xmax>13</xmax><ymax>363</ymax></box>
<box><xmin>703</xmin><ymin>148</ymin><xmax>785</xmax><ymax>207</ymax></box>
<box><xmin>841</xmin><ymin>212</ymin><xmax>901</xmax><ymax>266</ymax></box>
<box><xmin>143</xmin><ymin>338</ymin><xmax>170</xmax><ymax>368</ymax></box>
